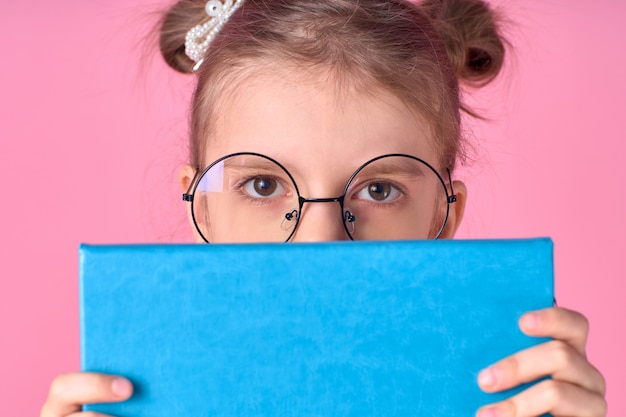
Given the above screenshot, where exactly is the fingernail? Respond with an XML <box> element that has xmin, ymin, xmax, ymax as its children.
<box><xmin>521</xmin><ymin>312</ymin><xmax>540</xmax><ymax>331</ymax></box>
<box><xmin>112</xmin><ymin>377</ymin><xmax>132</xmax><ymax>397</ymax></box>
<box><xmin>477</xmin><ymin>406</ymin><xmax>500</xmax><ymax>417</ymax></box>
<box><xmin>478</xmin><ymin>367</ymin><xmax>497</xmax><ymax>389</ymax></box>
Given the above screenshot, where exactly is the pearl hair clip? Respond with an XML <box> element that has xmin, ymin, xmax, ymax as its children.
<box><xmin>185</xmin><ymin>0</ymin><xmax>244</xmax><ymax>71</ymax></box>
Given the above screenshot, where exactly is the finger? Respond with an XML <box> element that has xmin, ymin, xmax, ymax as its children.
<box><xmin>519</xmin><ymin>307</ymin><xmax>589</xmax><ymax>356</ymax></box>
<box><xmin>41</xmin><ymin>372</ymin><xmax>132</xmax><ymax>417</ymax></box>
<box><xmin>66</xmin><ymin>413</ymin><xmax>116</xmax><ymax>417</ymax></box>
<box><xmin>478</xmin><ymin>340</ymin><xmax>606</xmax><ymax>395</ymax></box>
<box><xmin>476</xmin><ymin>379</ymin><xmax>607</xmax><ymax>417</ymax></box>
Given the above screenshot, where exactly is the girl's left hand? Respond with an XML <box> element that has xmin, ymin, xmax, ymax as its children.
<box><xmin>476</xmin><ymin>307</ymin><xmax>607</xmax><ymax>417</ymax></box>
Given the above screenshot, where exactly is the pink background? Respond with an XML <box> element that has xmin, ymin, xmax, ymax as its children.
<box><xmin>1</xmin><ymin>0</ymin><xmax>624</xmax><ymax>415</ymax></box>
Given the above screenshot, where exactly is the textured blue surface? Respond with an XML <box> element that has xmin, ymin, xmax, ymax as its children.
<box><xmin>80</xmin><ymin>239</ymin><xmax>553</xmax><ymax>416</ymax></box>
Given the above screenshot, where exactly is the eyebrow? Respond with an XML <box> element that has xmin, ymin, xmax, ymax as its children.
<box><xmin>216</xmin><ymin>155</ymin><xmax>431</xmax><ymax>181</ymax></box>
<box><xmin>222</xmin><ymin>158</ymin><xmax>289</xmax><ymax>174</ymax></box>
<box><xmin>356</xmin><ymin>158</ymin><xmax>428</xmax><ymax>177</ymax></box>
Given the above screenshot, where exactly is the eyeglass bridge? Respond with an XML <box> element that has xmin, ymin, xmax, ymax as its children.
<box><xmin>282</xmin><ymin>196</ymin><xmax>357</xmax><ymax>233</ymax></box>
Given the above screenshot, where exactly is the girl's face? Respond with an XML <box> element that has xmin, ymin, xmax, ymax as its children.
<box><xmin>180</xmin><ymin>68</ymin><xmax>466</xmax><ymax>243</ymax></box>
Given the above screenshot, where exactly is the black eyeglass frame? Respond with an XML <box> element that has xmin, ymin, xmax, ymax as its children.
<box><xmin>183</xmin><ymin>152</ymin><xmax>457</xmax><ymax>243</ymax></box>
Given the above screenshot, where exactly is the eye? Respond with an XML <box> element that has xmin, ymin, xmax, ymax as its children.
<box><xmin>242</xmin><ymin>177</ymin><xmax>285</xmax><ymax>198</ymax></box>
<box><xmin>355</xmin><ymin>181</ymin><xmax>401</xmax><ymax>202</ymax></box>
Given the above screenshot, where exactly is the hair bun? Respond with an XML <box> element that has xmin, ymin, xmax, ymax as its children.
<box><xmin>422</xmin><ymin>0</ymin><xmax>506</xmax><ymax>87</ymax></box>
<box><xmin>159</xmin><ymin>0</ymin><xmax>208</xmax><ymax>74</ymax></box>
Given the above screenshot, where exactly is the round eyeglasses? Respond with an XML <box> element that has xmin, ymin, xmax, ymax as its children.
<box><xmin>183</xmin><ymin>152</ymin><xmax>457</xmax><ymax>243</ymax></box>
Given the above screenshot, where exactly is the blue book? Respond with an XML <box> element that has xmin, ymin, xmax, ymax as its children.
<box><xmin>80</xmin><ymin>239</ymin><xmax>553</xmax><ymax>416</ymax></box>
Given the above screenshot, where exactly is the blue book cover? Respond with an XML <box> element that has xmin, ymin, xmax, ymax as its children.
<box><xmin>80</xmin><ymin>239</ymin><xmax>553</xmax><ymax>416</ymax></box>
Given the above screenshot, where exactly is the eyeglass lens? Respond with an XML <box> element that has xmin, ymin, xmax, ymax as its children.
<box><xmin>190</xmin><ymin>153</ymin><xmax>450</xmax><ymax>243</ymax></box>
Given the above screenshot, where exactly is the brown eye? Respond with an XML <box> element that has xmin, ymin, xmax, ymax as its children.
<box><xmin>368</xmin><ymin>182</ymin><xmax>391</xmax><ymax>201</ymax></box>
<box><xmin>242</xmin><ymin>176</ymin><xmax>286</xmax><ymax>199</ymax></box>
<box><xmin>253</xmin><ymin>177</ymin><xmax>277</xmax><ymax>196</ymax></box>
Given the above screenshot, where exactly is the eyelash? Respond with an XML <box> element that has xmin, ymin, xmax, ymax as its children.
<box><xmin>233</xmin><ymin>175</ymin><xmax>290</xmax><ymax>206</ymax></box>
<box><xmin>350</xmin><ymin>179</ymin><xmax>408</xmax><ymax>209</ymax></box>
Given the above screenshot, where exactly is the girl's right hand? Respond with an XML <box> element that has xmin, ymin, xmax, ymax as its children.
<box><xmin>40</xmin><ymin>372</ymin><xmax>133</xmax><ymax>417</ymax></box>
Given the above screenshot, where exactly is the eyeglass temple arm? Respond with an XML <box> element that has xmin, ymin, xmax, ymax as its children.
<box><xmin>447</xmin><ymin>168</ymin><xmax>458</xmax><ymax>204</ymax></box>
<box><xmin>182</xmin><ymin>168</ymin><xmax>200</xmax><ymax>202</ymax></box>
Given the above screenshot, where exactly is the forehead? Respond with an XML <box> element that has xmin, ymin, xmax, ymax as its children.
<box><xmin>205</xmin><ymin>66</ymin><xmax>440</xmax><ymax>177</ymax></box>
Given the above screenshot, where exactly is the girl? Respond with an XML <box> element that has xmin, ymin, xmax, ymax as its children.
<box><xmin>41</xmin><ymin>0</ymin><xmax>607</xmax><ymax>416</ymax></box>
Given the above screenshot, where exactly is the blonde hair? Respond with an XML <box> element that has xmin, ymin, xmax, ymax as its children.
<box><xmin>158</xmin><ymin>0</ymin><xmax>506</xmax><ymax>171</ymax></box>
